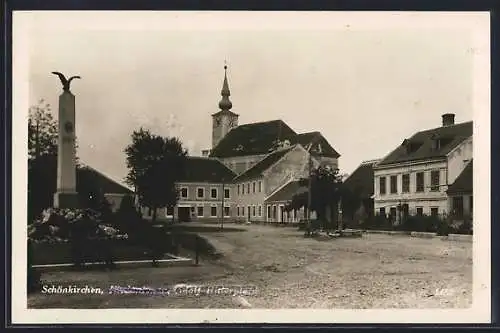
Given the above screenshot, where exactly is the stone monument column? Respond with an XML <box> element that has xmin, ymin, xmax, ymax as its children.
<box><xmin>52</xmin><ymin>72</ymin><xmax>81</xmax><ymax>209</ymax></box>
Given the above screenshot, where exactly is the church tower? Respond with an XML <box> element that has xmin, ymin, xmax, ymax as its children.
<box><xmin>211</xmin><ymin>64</ymin><xmax>239</xmax><ymax>149</ymax></box>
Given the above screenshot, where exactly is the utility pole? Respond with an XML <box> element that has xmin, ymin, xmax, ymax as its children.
<box><xmin>221</xmin><ymin>180</ymin><xmax>225</xmax><ymax>230</ymax></box>
<box><xmin>306</xmin><ymin>133</ymin><xmax>322</xmax><ymax>234</ymax></box>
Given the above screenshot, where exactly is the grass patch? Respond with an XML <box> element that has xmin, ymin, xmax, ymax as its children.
<box><xmin>172</xmin><ymin>231</ymin><xmax>222</xmax><ymax>260</ymax></box>
<box><xmin>32</xmin><ymin>240</ymin><xmax>170</xmax><ymax>265</ymax></box>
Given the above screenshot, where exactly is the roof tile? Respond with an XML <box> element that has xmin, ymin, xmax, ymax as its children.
<box><xmin>180</xmin><ymin>157</ymin><xmax>236</xmax><ymax>183</ymax></box>
<box><xmin>377</xmin><ymin>121</ymin><xmax>472</xmax><ymax>166</ymax></box>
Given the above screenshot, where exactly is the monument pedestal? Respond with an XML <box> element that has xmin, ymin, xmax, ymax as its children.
<box><xmin>54</xmin><ymin>191</ymin><xmax>79</xmax><ymax>209</ymax></box>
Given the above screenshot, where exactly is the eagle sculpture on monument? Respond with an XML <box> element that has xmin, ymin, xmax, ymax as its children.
<box><xmin>51</xmin><ymin>72</ymin><xmax>81</xmax><ymax>92</ymax></box>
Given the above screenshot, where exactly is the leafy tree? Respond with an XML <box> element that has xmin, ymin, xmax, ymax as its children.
<box><xmin>28</xmin><ymin>101</ymin><xmax>59</xmax><ymax>221</ymax></box>
<box><xmin>124</xmin><ymin>128</ymin><xmax>188</xmax><ymax>224</ymax></box>
<box><xmin>28</xmin><ymin>99</ymin><xmax>58</xmax><ymax>160</ymax></box>
<box><xmin>286</xmin><ymin>166</ymin><xmax>343</xmax><ymax>235</ymax></box>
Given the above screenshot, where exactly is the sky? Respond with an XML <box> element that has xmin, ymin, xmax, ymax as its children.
<box><xmin>22</xmin><ymin>11</ymin><xmax>485</xmax><ymax>185</ymax></box>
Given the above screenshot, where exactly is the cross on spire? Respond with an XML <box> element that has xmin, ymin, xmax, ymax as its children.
<box><xmin>219</xmin><ymin>62</ymin><xmax>232</xmax><ymax>110</ymax></box>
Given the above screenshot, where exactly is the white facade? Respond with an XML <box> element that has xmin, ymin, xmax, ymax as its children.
<box><xmin>373</xmin><ymin>135</ymin><xmax>472</xmax><ymax>219</ymax></box>
<box><xmin>233</xmin><ymin>145</ymin><xmax>326</xmax><ymax>223</ymax></box>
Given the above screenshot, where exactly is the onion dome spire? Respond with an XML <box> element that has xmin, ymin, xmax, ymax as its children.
<box><xmin>218</xmin><ymin>64</ymin><xmax>233</xmax><ymax>110</ymax></box>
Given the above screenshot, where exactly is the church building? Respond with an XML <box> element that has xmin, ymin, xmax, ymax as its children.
<box><xmin>158</xmin><ymin>65</ymin><xmax>341</xmax><ymax>223</ymax></box>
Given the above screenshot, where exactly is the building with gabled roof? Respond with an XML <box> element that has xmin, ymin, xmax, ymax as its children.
<box><xmin>342</xmin><ymin>159</ymin><xmax>380</xmax><ymax>225</ymax></box>
<box><xmin>141</xmin><ymin>156</ymin><xmax>237</xmax><ymax>222</ymax></box>
<box><xmin>447</xmin><ymin>159</ymin><xmax>473</xmax><ymax>219</ymax></box>
<box><xmin>373</xmin><ymin>114</ymin><xmax>473</xmax><ymax>223</ymax></box>
<box><xmin>264</xmin><ymin>180</ymin><xmax>308</xmax><ymax>223</ymax></box>
<box><xmin>231</xmin><ymin>144</ymin><xmax>321</xmax><ymax>223</ymax></box>
<box><xmin>153</xmin><ymin>65</ymin><xmax>341</xmax><ymax>223</ymax></box>
<box><xmin>75</xmin><ymin>165</ymin><xmax>133</xmax><ymax>212</ymax></box>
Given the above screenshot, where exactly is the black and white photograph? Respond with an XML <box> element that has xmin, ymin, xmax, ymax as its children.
<box><xmin>12</xmin><ymin>11</ymin><xmax>490</xmax><ymax>324</ymax></box>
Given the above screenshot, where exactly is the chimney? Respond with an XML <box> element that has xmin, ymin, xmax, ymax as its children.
<box><xmin>442</xmin><ymin>113</ymin><xmax>455</xmax><ymax>127</ymax></box>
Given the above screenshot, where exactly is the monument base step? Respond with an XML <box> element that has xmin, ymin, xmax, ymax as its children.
<box><xmin>54</xmin><ymin>191</ymin><xmax>79</xmax><ymax>209</ymax></box>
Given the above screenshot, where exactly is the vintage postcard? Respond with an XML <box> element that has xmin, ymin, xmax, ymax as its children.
<box><xmin>12</xmin><ymin>10</ymin><xmax>490</xmax><ymax>324</ymax></box>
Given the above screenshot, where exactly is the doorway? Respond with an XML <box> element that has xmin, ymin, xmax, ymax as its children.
<box><xmin>178</xmin><ymin>207</ymin><xmax>190</xmax><ymax>222</ymax></box>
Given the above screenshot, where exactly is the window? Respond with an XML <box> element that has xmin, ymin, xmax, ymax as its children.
<box><xmin>390</xmin><ymin>175</ymin><xmax>398</xmax><ymax>194</ymax></box>
<box><xmin>242</xmin><ymin>206</ymin><xmax>245</xmax><ymax>217</ymax></box>
<box><xmin>197</xmin><ymin>206</ymin><xmax>204</xmax><ymax>217</ymax></box>
<box><xmin>166</xmin><ymin>206</ymin><xmax>174</xmax><ymax>217</ymax></box>
<box><xmin>402</xmin><ymin>174</ymin><xmax>410</xmax><ymax>193</ymax></box>
<box><xmin>258</xmin><ymin>181</ymin><xmax>262</xmax><ymax>192</ymax></box>
<box><xmin>247</xmin><ymin>206</ymin><xmax>251</xmax><ymax>218</ymax></box>
<box><xmin>430</xmin><ymin>207</ymin><xmax>439</xmax><ymax>217</ymax></box>
<box><xmin>416</xmin><ymin>207</ymin><xmax>423</xmax><ymax>216</ymax></box>
<box><xmin>237</xmin><ymin>206</ymin><xmax>240</xmax><ymax>216</ymax></box>
<box><xmin>197</xmin><ymin>188</ymin><xmax>204</xmax><ymax>199</ymax></box>
<box><xmin>210</xmin><ymin>206</ymin><xmax>217</xmax><ymax>217</ymax></box>
<box><xmin>252</xmin><ymin>205</ymin><xmax>256</xmax><ymax>217</ymax></box>
<box><xmin>237</xmin><ymin>185</ymin><xmax>240</xmax><ymax>195</ymax></box>
<box><xmin>267</xmin><ymin>206</ymin><xmax>271</xmax><ymax>219</ymax></box>
<box><xmin>252</xmin><ymin>182</ymin><xmax>256</xmax><ymax>193</ymax></box>
<box><xmin>379</xmin><ymin>207</ymin><xmax>386</xmax><ymax>216</ymax></box>
<box><xmin>224</xmin><ymin>188</ymin><xmax>230</xmax><ymax>199</ymax></box>
<box><xmin>247</xmin><ymin>183</ymin><xmax>250</xmax><ymax>194</ymax></box>
<box><xmin>401</xmin><ymin>203</ymin><xmax>409</xmax><ymax>218</ymax></box>
<box><xmin>224</xmin><ymin>206</ymin><xmax>230</xmax><ymax>217</ymax></box>
<box><xmin>452</xmin><ymin>197</ymin><xmax>464</xmax><ymax>217</ymax></box>
<box><xmin>379</xmin><ymin>177</ymin><xmax>386</xmax><ymax>195</ymax></box>
<box><xmin>180</xmin><ymin>187</ymin><xmax>188</xmax><ymax>199</ymax></box>
<box><xmin>258</xmin><ymin>205</ymin><xmax>262</xmax><ymax>217</ymax></box>
<box><xmin>147</xmin><ymin>207</ymin><xmax>152</xmax><ymax>217</ymax></box>
<box><xmin>430</xmin><ymin>170</ymin><xmax>440</xmax><ymax>191</ymax></box>
<box><xmin>416</xmin><ymin>172</ymin><xmax>424</xmax><ymax>192</ymax></box>
<box><xmin>211</xmin><ymin>188</ymin><xmax>217</xmax><ymax>199</ymax></box>
<box><xmin>273</xmin><ymin>206</ymin><xmax>277</xmax><ymax>219</ymax></box>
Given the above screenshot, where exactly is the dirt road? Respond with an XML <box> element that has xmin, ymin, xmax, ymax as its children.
<box><xmin>28</xmin><ymin>223</ymin><xmax>472</xmax><ymax>309</ymax></box>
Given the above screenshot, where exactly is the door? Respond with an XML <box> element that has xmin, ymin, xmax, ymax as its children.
<box><xmin>178</xmin><ymin>207</ymin><xmax>190</xmax><ymax>222</ymax></box>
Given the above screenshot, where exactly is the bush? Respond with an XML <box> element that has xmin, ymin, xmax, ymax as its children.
<box><xmin>456</xmin><ymin>218</ymin><xmax>473</xmax><ymax>235</ymax></box>
<box><xmin>28</xmin><ymin>208</ymin><xmax>129</xmax><ymax>268</ymax></box>
<box><xmin>360</xmin><ymin>214</ymin><xmax>393</xmax><ymax>231</ymax></box>
<box><xmin>112</xmin><ymin>195</ymin><xmax>143</xmax><ymax>236</ymax></box>
<box><xmin>396</xmin><ymin>215</ymin><xmax>442</xmax><ymax>233</ymax></box>
<box><xmin>435</xmin><ymin>219</ymin><xmax>451</xmax><ymax>236</ymax></box>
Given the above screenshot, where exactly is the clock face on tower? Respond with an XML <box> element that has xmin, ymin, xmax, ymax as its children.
<box><xmin>64</xmin><ymin>121</ymin><xmax>74</xmax><ymax>133</ymax></box>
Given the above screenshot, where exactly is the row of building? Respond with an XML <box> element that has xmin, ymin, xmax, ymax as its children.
<box><xmin>96</xmin><ymin>66</ymin><xmax>473</xmax><ymax>225</ymax></box>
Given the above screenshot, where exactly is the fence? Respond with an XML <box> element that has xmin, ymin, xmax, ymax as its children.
<box><xmin>344</xmin><ymin>212</ymin><xmax>472</xmax><ymax>235</ymax></box>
